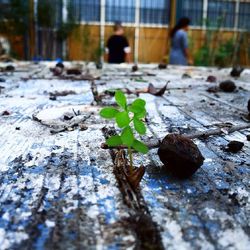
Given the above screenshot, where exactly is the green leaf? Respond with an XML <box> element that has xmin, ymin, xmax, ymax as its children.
<box><xmin>100</xmin><ymin>107</ymin><xmax>118</xmax><ymax>119</ymax></box>
<box><xmin>132</xmin><ymin>98</ymin><xmax>146</xmax><ymax>108</ymax></box>
<box><xmin>121</xmin><ymin>126</ymin><xmax>134</xmax><ymax>147</ymax></box>
<box><xmin>128</xmin><ymin>105</ymin><xmax>144</xmax><ymax>114</ymax></box>
<box><xmin>116</xmin><ymin>111</ymin><xmax>130</xmax><ymax>128</ymax></box>
<box><xmin>115</xmin><ymin>90</ymin><xmax>127</xmax><ymax>109</ymax></box>
<box><xmin>106</xmin><ymin>136</ymin><xmax>122</xmax><ymax>147</ymax></box>
<box><xmin>129</xmin><ymin>98</ymin><xmax>146</xmax><ymax>114</ymax></box>
<box><xmin>135</xmin><ymin>109</ymin><xmax>146</xmax><ymax>119</ymax></box>
<box><xmin>132</xmin><ymin>140</ymin><xmax>149</xmax><ymax>154</ymax></box>
<box><xmin>134</xmin><ymin>118</ymin><xmax>146</xmax><ymax>135</ymax></box>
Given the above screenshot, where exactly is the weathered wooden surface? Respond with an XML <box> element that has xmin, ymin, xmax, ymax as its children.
<box><xmin>0</xmin><ymin>62</ymin><xmax>249</xmax><ymax>250</ymax></box>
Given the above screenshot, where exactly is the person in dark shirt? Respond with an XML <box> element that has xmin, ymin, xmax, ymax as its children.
<box><xmin>106</xmin><ymin>22</ymin><xmax>131</xmax><ymax>64</ymax></box>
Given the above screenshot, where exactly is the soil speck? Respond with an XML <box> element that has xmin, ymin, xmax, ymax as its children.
<box><xmin>158</xmin><ymin>63</ymin><xmax>167</xmax><ymax>69</ymax></box>
<box><xmin>230</xmin><ymin>66</ymin><xmax>244</xmax><ymax>77</ymax></box>
<box><xmin>2</xmin><ymin>110</ymin><xmax>10</xmax><ymax>116</ymax></box>
<box><xmin>132</xmin><ymin>65</ymin><xmax>138</xmax><ymax>72</ymax></box>
<box><xmin>66</xmin><ymin>68</ymin><xmax>82</xmax><ymax>75</ymax></box>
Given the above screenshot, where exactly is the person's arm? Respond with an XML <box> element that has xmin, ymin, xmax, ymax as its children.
<box><xmin>182</xmin><ymin>32</ymin><xmax>193</xmax><ymax>65</ymax></box>
<box><xmin>105</xmin><ymin>47</ymin><xmax>109</xmax><ymax>62</ymax></box>
<box><xmin>184</xmin><ymin>48</ymin><xmax>193</xmax><ymax>65</ymax></box>
<box><xmin>124</xmin><ymin>47</ymin><xmax>131</xmax><ymax>63</ymax></box>
<box><xmin>123</xmin><ymin>37</ymin><xmax>132</xmax><ymax>63</ymax></box>
<box><xmin>105</xmin><ymin>37</ymin><xmax>111</xmax><ymax>63</ymax></box>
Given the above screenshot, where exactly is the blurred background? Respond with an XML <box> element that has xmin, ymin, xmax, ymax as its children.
<box><xmin>0</xmin><ymin>0</ymin><xmax>249</xmax><ymax>66</ymax></box>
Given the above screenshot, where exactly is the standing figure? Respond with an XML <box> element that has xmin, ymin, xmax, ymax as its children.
<box><xmin>106</xmin><ymin>22</ymin><xmax>131</xmax><ymax>64</ymax></box>
<box><xmin>0</xmin><ymin>36</ymin><xmax>11</xmax><ymax>61</ymax></box>
<box><xmin>169</xmin><ymin>17</ymin><xmax>193</xmax><ymax>65</ymax></box>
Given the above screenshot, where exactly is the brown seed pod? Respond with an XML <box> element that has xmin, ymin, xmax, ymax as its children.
<box><xmin>206</xmin><ymin>75</ymin><xmax>217</xmax><ymax>83</ymax></box>
<box><xmin>219</xmin><ymin>80</ymin><xmax>236</xmax><ymax>92</ymax></box>
<box><xmin>158</xmin><ymin>134</ymin><xmax>204</xmax><ymax>178</ymax></box>
<box><xmin>226</xmin><ymin>141</ymin><xmax>244</xmax><ymax>153</ymax></box>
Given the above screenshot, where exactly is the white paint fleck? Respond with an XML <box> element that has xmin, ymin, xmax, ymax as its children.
<box><xmin>204</xmin><ymin>158</ymin><xmax>213</xmax><ymax>163</ymax></box>
<box><xmin>0</xmin><ymin>228</ymin><xmax>10</xmax><ymax>250</ymax></box>
<box><xmin>218</xmin><ymin>228</ymin><xmax>250</xmax><ymax>250</ymax></box>
<box><xmin>87</xmin><ymin>205</ymin><xmax>99</xmax><ymax>219</ymax></box>
<box><xmin>2</xmin><ymin>212</ymin><xmax>10</xmax><ymax>221</ymax></box>
<box><xmin>0</xmin><ymin>164</ymin><xmax>9</xmax><ymax>172</ymax></box>
<box><xmin>163</xmin><ymin>219</ymin><xmax>191</xmax><ymax>250</ymax></box>
<box><xmin>45</xmin><ymin>220</ymin><xmax>55</xmax><ymax>228</ymax></box>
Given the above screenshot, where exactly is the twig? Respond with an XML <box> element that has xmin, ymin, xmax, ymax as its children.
<box><xmin>102</xmin><ymin>123</ymin><xmax>250</xmax><ymax>150</ymax></box>
<box><xmin>21</xmin><ymin>75</ymin><xmax>100</xmax><ymax>81</ymax></box>
<box><xmin>101</xmin><ymin>139</ymin><xmax>160</xmax><ymax>150</ymax></box>
<box><xmin>186</xmin><ymin>123</ymin><xmax>250</xmax><ymax>139</ymax></box>
<box><xmin>91</xmin><ymin>81</ymin><xmax>102</xmax><ymax>104</ymax></box>
<box><xmin>103</xmin><ymin>82</ymin><xmax>169</xmax><ymax>97</ymax></box>
<box><xmin>32</xmin><ymin>113</ymin><xmax>91</xmax><ymax>134</ymax></box>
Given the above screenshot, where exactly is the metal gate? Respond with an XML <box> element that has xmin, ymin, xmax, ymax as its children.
<box><xmin>34</xmin><ymin>0</ymin><xmax>63</xmax><ymax>60</ymax></box>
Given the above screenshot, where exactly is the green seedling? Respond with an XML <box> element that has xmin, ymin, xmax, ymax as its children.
<box><xmin>100</xmin><ymin>90</ymin><xmax>148</xmax><ymax>173</ymax></box>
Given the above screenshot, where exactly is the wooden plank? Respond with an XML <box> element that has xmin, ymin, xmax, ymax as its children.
<box><xmin>0</xmin><ymin>62</ymin><xmax>249</xmax><ymax>249</ymax></box>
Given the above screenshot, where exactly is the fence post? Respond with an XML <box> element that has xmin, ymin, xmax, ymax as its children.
<box><xmin>134</xmin><ymin>0</ymin><xmax>140</xmax><ymax>64</ymax></box>
<box><xmin>166</xmin><ymin>0</ymin><xmax>176</xmax><ymax>62</ymax></box>
<box><xmin>28</xmin><ymin>0</ymin><xmax>35</xmax><ymax>59</ymax></box>
<box><xmin>100</xmin><ymin>0</ymin><xmax>106</xmax><ymax>63</ymax></box>
<box><xmin>169</xmin><ymin>0</ymin><xmax>176</xmax><ymax>29</ymax></box>
<box><xmin>62</xmin><ymin>0</ymin><xmax>68</xmax><ymax>60</ymax></box>
<box><xmin>33</xmin><ymin>0</ymin><xmax>38</xmax><ymax>59</ymax></box>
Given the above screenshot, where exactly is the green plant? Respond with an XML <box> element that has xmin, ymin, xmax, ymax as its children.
<box><xmin>93</xmin><ymin>45</ymin><xmax>104</xmax><ymax>63</ymax></box>
<box><xmin>0</xmin><ymin>0</ymin><xmax>30</xmax><ymax>58</ymax></box>
<box><xmin>194</xmin><ymin>15</ymin><xmax>234</xmax><ymax>67</ymax></box>
<box><xmin>58</xmin><ymin>0</ymin><xmax>77</xmax><ymax>40</ymax></box>
<box><xmin>37</xmin><ymin>0</ymin><xmax>56</xmax><ymax>28</ymax></box>
<box><xmin>100</xmin><ymin>90</ymin><xmax>148</xmax><ymax>173</ymax></box>
<box><xmin>194</xmin><ymin>45</ymin><xmax>210</xmax><ymax>66</ymax></box>
<box><xmin>214</xmin><ymin>39</ymin><xmax>234</xmax><ymax>67</ymax></box>
<box><xmin>0</xmin><ymin>0</ymin><xmax>30</xmax><ymax>35</ymax></box>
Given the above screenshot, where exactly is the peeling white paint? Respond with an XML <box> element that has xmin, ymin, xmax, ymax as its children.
<box><xmin>45</xmin><ymin>220</ymin><xmax>55</xmax><ymax>228</ymax></box>
<box><xmin>0</xmin><ymin>62</ymin><xmax>249</xmax><ymax>249</ymax></box>
<box><xmin>163</xmin><ymin>220</ymin><xmax>192</xmax><ymax>250</ymax></box>
<box><xmin>218</xmin><ymin>228</ymin><xmax>250</xmax><ymax>250</ymax></box>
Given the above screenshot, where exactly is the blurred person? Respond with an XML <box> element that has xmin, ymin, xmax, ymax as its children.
<box><xmin>0</xmin><ymin>36</ymin><xmax>11</xmax><ymax>61</ymax></box>
<box><xmin>0</xmin><ymin>37</ymin><xmax>10</xmax><ymax>55</ymax></box>
<box><xmin>105</xmin><ymin>22</ymin><xmax>131</xmax><ymax>64</ymax></box>
<box><xmin>169</xmin><ymin>17</ymin><xmax>193</xmax><ymax>65</ymax></box>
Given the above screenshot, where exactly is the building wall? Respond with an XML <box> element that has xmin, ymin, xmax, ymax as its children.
<box><xmin>138</xmin><ymin>27</ymin><xmax>168</xmax><ymax>63</ymax></box>
<box><xmin>67</xmin><ymin>25</ymin><xmax>100</xmax><ymax>61</ymax></box>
